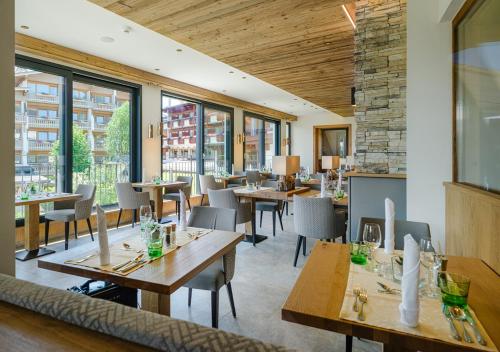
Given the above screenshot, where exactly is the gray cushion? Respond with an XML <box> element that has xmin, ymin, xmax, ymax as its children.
<box><xmin>255</xmin><ymin>201</ymin><xmax>279</xmax><ymax>212</ymax></box>
<box><xmin>44</xmin><ymin>209</ymin><xmax>76</xmax><ymax>222</ymax></box>
<box><xmin>0</xmin><ymin>274</ymin><xmax>292</xmax><ymax>352</ymax></box>
<box><xmin>184</xmin><ymin>259</ymin><xmax>226</xmax><ymax>291</ymax></box>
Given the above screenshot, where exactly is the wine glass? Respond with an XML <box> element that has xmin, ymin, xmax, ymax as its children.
<box><xmin>420</xmin><ymin>238</ymin><xmax>440</xmax><ymax>297</ymax></box>
<box><xmin>139</xmin><ymin>205</ymin><xmax>152</xmax><ymax>238</ymax></box>
<box><xmin>362</xmin><ymin>223</ymin><xmax>382</xmax><ymax>271</ymax></box>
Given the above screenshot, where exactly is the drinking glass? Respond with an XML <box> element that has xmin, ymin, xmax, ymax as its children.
<box><xmin>438</xmin><ymin>272</ymin><xmax>470</xmax><ymax>307</ymax></box>
<box><xmin>139</xmin><ymin>205</ymin><xmax>152</xmax><ymax>239</ymax></box>
<box><xmin>420</xmin><ymin>238</ymin><xmax>440</xmax><ymax>297</ymax></box>
<box><xmin>349</xmin><ymin>242</ymin><xmax>368</xmax><ymax>265</ymax></box>
<box><xmin>362</xmin><ymin>223</ymin><xmax>382</xmax><ymax>271</ymax></box>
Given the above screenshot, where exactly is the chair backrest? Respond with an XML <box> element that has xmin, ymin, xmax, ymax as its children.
<box><xmin>207</xmin><ymin>188</ymin><xmax>239</xmax><ymax>211</ymax></box>
<box><xmin>116</xmin><ymin>182</ymin><xmax>138</xmax><ymax>209</ymax></box>
<box><xmin>187</xmin><ymin>206</ymin><xmax>237</xmax><ymax>232</ymax></box>
<box><xmin>199</xmin><ymin>175</ymin><xmax>218</xmax><ymax>195</ymax></box>
<box><xmin>246</xmin><ymin>170</ymin><xmax>261</xmax><ymax>185</ymax></box>
<box><xmin>310</xmin><ymin>173</ymin><xmax>325</xmax><ymax>180</ymax></box>
<box><xmin>262</xmin><ymin>180</ymin><xmax>278</xmax><ymax>189</ymax></box>
<box><xmin>293</xmin><ymin>195</ymin><xmax>335</xmax><ymax>239</ymax></box>
<box><xmin>176</xmin><ymin>175</ymin><xmax>193</xmax><ymax>198</ymax></box>
<box><xmin>295</xmin><ymin>178</ymin><xmax>303</xmax><ymax>187</ymax></box>
<box><xmin>74</xmin><ymin>184</ymin><xmax>96</xmax><ymax>220</ymax></box>
<box><xmin>356</xmin><ymin>217</ymin><xmax>431</xmax><ymax>250</ymax></box>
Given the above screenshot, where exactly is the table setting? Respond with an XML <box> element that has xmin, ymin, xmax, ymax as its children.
<box><xmin>338</xmin><ymin>198</ymin><xmax>496</xmax><ymax>351</ymax></box>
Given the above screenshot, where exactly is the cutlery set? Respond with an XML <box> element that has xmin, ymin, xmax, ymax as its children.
<box><xmin>352</xmin><ymin>287</ymin><xmax>368</xmax><ymax>321</ymax></box>
<box><xmin>443</xmin><ymin>305</ymin><xmax>486</xmax><ymax>345</ymax></box>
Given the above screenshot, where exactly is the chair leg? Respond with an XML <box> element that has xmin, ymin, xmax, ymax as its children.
<box><xmin>259</xmin><ymin>210</ymin><xmax>263</xmax><ymax>227</ymax></box>
<box><xmin>286</xmin><ymin>201</ymin><xmax>289</xmax><ymax>216</ymax></box>
<box><xmin>177</xmin><ymin>201</ymin><xmax>180</xmax><ymax>220</ymax></box>
<box><xmin>226</xmin><ymin>282</ymin><xmax>237</xmax><ymax>318</ymax></box>
<box><xmin>293</xmin><ymin>235</ymin><xmax>303</xmax><ymax>267</ymax></box>
<box><xmin>73</xmin><ymin>220</ymin><xmax>78</xmax><ymax>239</ymax></box>
<box><xmin>278</xmin><ymin>208</ymin><xmax>284</xmax><ymax>231</ymax></box>
<box><xmin>117</xmin><ymin>208</ymin><xmax>123</xmax><ymax>229</ymax></box>
<box><xmin>86</xmin><ymin>218</ymin><xmax>94</xmax><ymax>241</ymax></box>
<box><xmin>187</xmin><ymin>199</ymin><xmax>191</xmax><ymax>211</ymax></box>
<box><xmin>188</xmin><ymin>288</ymin><xmax>192</xmax><ymax>307</ymax></box>
<box><xmin>64</xmin><ymin>222</ymin><xmax>70</xmax><ymax>250</ymax></box>
<box><xmin>346</xmin><ymin>335</ymin><xmax>353</xmax><ymax>352</ymax></box>
<box><xmin>44</xmin><ymin>219</ymin><xmax>50</xmax><ymax>246</ymax></box>
<box><xmin>200</xmin><ymin>194</ymin><xmax>204</xmax><ymax>205</ymax></box>
<box><xmin>211</xmin><ymin>290</ymin><xmax>219</xmax><ymax>329</ymax></box>
<box><xmin>132</xmin><ymin>209</ymin><xmax>137</xmax><ymax>228</ymax></box>
<box><xmin>303</xmin><ymin>237</ymin><xmax>307</xmax><ymax>256</ymax></box>
<box><xmin>272</xmin><ymin>210</ymin><xmax>276</xmax><ymax>237</ymax></box>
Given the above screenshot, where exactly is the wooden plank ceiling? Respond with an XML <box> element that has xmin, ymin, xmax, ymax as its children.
<box><xmin>91</xmin><ymin>0</ymin><xmax>355</xmax><ymax>116</ymax></box>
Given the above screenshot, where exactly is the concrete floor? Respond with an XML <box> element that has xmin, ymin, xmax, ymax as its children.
<box><xmin>16</xmin><ymin>210</ymin><xmax>380</xmax><ymax>352</ymax></box>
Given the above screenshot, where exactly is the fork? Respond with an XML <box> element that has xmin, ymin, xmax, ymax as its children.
<box><xmin>357</xmin><ymin>289</ymin><xmax>368</xmax><ymax>321</ymax></box>
<box><xmin>352</xmin><ymin>287</ymin><xmax>361</xmax><ymax>312</ymax></box>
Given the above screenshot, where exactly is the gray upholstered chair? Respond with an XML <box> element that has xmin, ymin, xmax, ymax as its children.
<box><xmin>292</xmin><ymin>195</ymin><xmax>346</xmax><ymax>267</ymax></box>
<box><xmin>44</xmin><ymin>184</ymin><xmax>96</xmax><ymax>250</ymax></box>
<box><xmin>208</xmin><ymin>188</ymin><xmax>252</xmax><ymax>226</ymax></box>
<box><xmin>227</xmin><ymin>171</ymin><xmax>246</xmax><ymax>188</ymax></box>
<box><xmin>245</xmin><ymin>170</ymin><xmax>261</xmax><ymax>185</ymax></box>
<box><xmin>115</xmin><ymin>182</ymin><xmax>151</xmax><ymax>228</ymax></box>
<box><xmin>256</xmin><ymin>180</ymin><xmax>283</xmax><ymax>237</ymax></box>
<box><xmin>164</xmin><ymin>176</ymin><xmax>193</xmax><ymax>219</ymax></box>
<box><xmin>198</xmin><ymin>174</ymin><xmax>223</xmax><ymax>205</ymax></box>
<box><xmin>356</xmin><ymin>217</ymin><xmax>431</xmax><ymax>250</ymax></box>
<box><xmin>282</xmin><ymin>178</ymin><xmax>304</xmax><ymax>216</ymax></box>
<box><xmin>185</xmin><ymin>206</ymin><xmax>238</xmax><ymax>328</ymax></box>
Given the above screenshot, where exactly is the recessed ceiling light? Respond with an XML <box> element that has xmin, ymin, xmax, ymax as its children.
<box><xmin>20</xmin><ymin>25</ymin><xmax>30</xmax><ymax>30</ymax></box>
<box><xmin>154</xmin><ymin>68</ymin><xmax>160</xmax><ymax>71</ymax></box>
<box><xmin>293</xmin><ymin>98</ymin><xmax>298</xmax><ymax>101</ymax></box>
<box><xmin>176</xmin><ymin>48</ymin><xmax>183</xmax><ymax>52</ymax></box>
<box><xmin>222</xmin><ymin>90</ymin><xmax>227</xmax><ymax>93</ymax></box>
<box><xmin>100</xmin><ymin>36</ymin><xmax>115</xmax><ymax>43</ymax></box>
<box><xmin>123</xmin><ymin>26</ymin><xmax>132</xmax><ymax>34</ymax></box>
<box><xmin>229</xmin><ymin>71</ymin><xmax>234</xmax><ymax>74</ymax></box>
<box><xmin>242</xmin><ymin>76</ymin><xmax>247</xmax><ymax>79</ymax></box>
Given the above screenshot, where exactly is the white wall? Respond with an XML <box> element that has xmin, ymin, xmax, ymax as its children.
<box><xmin>0</xmin><ymin>0</ymin><xmax>16</xmax><ymax>275</ymax></box>
<box><xmin>141</xmin><ymin>84</ymin><xmax>162</xmax><ymax>180</ymax></box>
<box><xmin>291</xmin><ymin>112</ymin><xmax>356</xmax><ymax>172</ymax></box>
<box><xmin>407</xmin><ymin>0</ymin><xmax>453</xmax><ymax>250</ymax></box>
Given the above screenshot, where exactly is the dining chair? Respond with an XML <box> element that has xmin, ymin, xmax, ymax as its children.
<box><xmin>198</xmin><ymin>174</ymin><xmax>223</xmax><ymax>205</ymax></box>
<box><xmin>227</xmin><ymin>171</ymin><xmax>246</xmax><ymax>188</ymax></box>
<box><xmin>245</xmin><ymin>170</ymin><xmax>261</xmax><ymax>185</ymax></box>
<box><xmin>356</xmin><ymin>217</ymin><xmax>431</xmax><ymax>249</ymax></box>
<box><xmin>115</xmin><ymin>182</ymin><xmax>151</xmax><ymax>228</ymax></box>
<box><xmin>256</xmin><ymin>180</ymin><xmax>283</xmax><ymax>237</ymax></box>
<box><xmin>282</xmin><ymin>178</ymin><xmax>304</xmax><ymax>217</ymax></box>
<box><xmin>185</xmin><ymin>206</ymin><xmax>238</xmax><ymax>328</ymax></box>
<box><xmin>292</xmin><ymin>195</ymin><xmax>346</xmax><ymax>267</ymax></box>
<box><xmin>44</xmin><ymin>184</ymin><xmax>96</xmax><ymax>250</ymax></box>
<box><xmin>164</xmin><ymin>176</ymin><xmax>193</xmax><ymax>220</ymax></box>
<box><xmin>208</xmin><ymin>188</ymin><xmax>252</xmax><ymax>227</ymax></box>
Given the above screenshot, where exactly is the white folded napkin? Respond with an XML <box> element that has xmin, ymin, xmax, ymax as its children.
<box><xmin>384</xmin><ymin>198</ymin><xmax>395</xmax><ymax>254</ymax></box>
<box><xmin>337</xmin><ymin>172</ymin><xmax>343</xmax><ymax>192</ymax></box>
<box><xmin>320</xmin><ymin>174</ymin><xmax>327</xmax><ymax>198</ymax></box>
<box><xmin>399</xmin><ymin>234</ymin><xmax>420</xmax><ymax>327</ymax></box>
<box><xmin>96</xmin><ymin>204</ymin><xmax>110</xmax><ymax>266</ymax></box>
<box><xmin>179</xmin><ymin>189</ymin><xmax>187</xmax><ymax>231</ymax></box>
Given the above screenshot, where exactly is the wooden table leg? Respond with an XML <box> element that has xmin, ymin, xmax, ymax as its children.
<box><xmin>141</xmin><ymin>290</ymin><xmax>171</xmax><ymax>316</ymax></box>
<box><xmin>16</xmin><ymin>204</ymin><xmax>54</xmax><ymax>261</ymax></box>
<box><xmin>222</xmin><ymin>179</ymin><xmax>228</xmax><ymax>188</ymax></box>
<box><xmin>153</xmin><ymin>187</ymin><xmax>163</xmax><ymax>220</ymax></box>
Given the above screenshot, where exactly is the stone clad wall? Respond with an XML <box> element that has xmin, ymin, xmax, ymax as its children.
<box><xmin>354</xmin><ymin>0</ymin><xmax>407</xmax><ymax>174</ymax></box>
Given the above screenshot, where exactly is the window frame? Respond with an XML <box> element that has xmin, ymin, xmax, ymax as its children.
<box><xmin>242</xmin><ymin>111</ymin><xmax>281</xmax><ymax>171</ymax></box>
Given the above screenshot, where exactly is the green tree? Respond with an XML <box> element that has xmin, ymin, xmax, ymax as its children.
<box><xmin>52</xmin><ymin>126</ymin><xmax>92</xmax><ymax>173</ymax></box>
<box><xmin>106</xmin><ymin>101</ymin><xmax>130</xmax><ymax>161</ymax></box>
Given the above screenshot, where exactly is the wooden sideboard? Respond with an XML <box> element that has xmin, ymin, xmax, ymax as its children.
<box><xmin>444</xmin><ymin>182</ymin><xmax>500</xmax><ymax>274</ymax></box>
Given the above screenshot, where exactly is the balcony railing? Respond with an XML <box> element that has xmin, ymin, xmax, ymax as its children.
<box><xmin>93</xmin><ymin>123</ymin><xmax>108</xmax><ymax>132</ymax></box>
<box><xmin>15</xmin><ymin>139</ymin><xmax>23</xmax><ymax>150</ymax></box>
<box><xmin>93</xmin><ymin>144</ymin><xmax>106</xmax><ymax>152</ymax></box>
<box><xmin>15</xmin><ymin>112</ymin><xmax>26</xmax><ymax>124</ymax></box>
<box><xmin>93</xmin><ymin>102</ymin><xmax>114</xmax><ymax>111</ymax></box>
<box><xmin>28</xmin><ymin>140</ymin><xmax>55</xmax><ymax>151</ymax></box>
<box><xmin>28</xmin><ymin>116</ymin><xmax>59</xmax><ymax>129</ymax></box>
<box><xmin>27</xmin><ymin>93</ymin><xmax>59</xmax><ymax>104</ymax></box>
<box><xmin>74</xmin><ymin>120</ymin><xmax>90</xmax><ymax>129</ymax></box>
<box><xmin>73</xmin><ymin>99</ymin><xmax>92</xmax><ymax>108</ymax></box>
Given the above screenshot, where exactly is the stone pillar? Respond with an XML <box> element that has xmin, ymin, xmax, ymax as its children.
<box><xmin>354</xmin><ymin>0</ymin><xmax>407</xmax><ymax>174</ymax></box>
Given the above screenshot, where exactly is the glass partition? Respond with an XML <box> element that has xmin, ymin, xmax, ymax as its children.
<box><xmin>244</xmin><ymin>113</ymin><xmax>279</xmax><ymax>170</ymax></box>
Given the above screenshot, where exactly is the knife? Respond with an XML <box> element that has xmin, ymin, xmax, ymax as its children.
<box><xmin>465</xmin><ymin>308</ymin><xmax>487</xmax><ymax>346</ymax></box>
<box><xmin>442</xmin><ymin>305</ymin><xmax>461</xmax><ymax>341</ymax></box>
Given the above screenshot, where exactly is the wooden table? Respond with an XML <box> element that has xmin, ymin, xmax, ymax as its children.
<box><xmin>291</xmin><ymin>189</ymin><xmax>349</xmax><ymax>207</ymax></box>
<box><xmin>38</xmin><ymin>228</ymin><xmax>244</xmax><ymax>316</ymax></box>
<box><xmin>282</xmin><ymin>242</ymin><xmax>500</xmax><ymax>352</ymax></box>
<box><xmin>15</xmin><ymin>193</ymin><xmax>82</xmax><ymax>261</ymax></box>
<box><xmin>217</xmin><ymin>175</ymin><xmax>246</xmax><ymax>188</ymax></box>
<box><xmin>131</xmin><ymin>181</ymin><xmax>187</xmax><ymax>219</ymax></box>
<box><xmin>233</xmin><ymin>186</ymin><xmax>310</xmax><ymax>245</ymax></box>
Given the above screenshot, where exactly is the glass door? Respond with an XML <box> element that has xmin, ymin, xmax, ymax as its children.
<box><xmin>202</xmin><ymin>105</ymin><xmax>232</xmax><ymax>175</ymax></box>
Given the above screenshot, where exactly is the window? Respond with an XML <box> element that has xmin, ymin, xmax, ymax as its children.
<box><xmin>203</xmin><ymin>105</ymin><xmax>232</xmax><ymax>175</ymax></box>
<box><xmin>94</xmin><ymin>94</ymin><xmax>111</xmax><ymax>104</ymax></box>
<box><xmin>243</xmin><ymin>112</ymin><xmax>280</xmax><ymax>170</ymax></box>
<box><xmin>15</xmin><ymin>56</ymin><xmax>140</xmax><ymax>223</ymax></box>
<box><xmin>454</xmin><ymin>0</ymin><xmax>500</xmax><ymax>193</ymax></box>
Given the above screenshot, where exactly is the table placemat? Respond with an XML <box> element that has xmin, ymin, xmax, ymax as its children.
<box><xmin>339</xmin><ymin>249</ymin><xmax>497</xmax><ymax>351</ymax></box>
<box><xmin>65</xmin><ymin>227</ymin><xmax>213</xmax><ymax>276</ymax></box>
<box><xmin>234</xmin><ymin>187</ymin><xmax>273</xmax><ymax>194</ymax></box>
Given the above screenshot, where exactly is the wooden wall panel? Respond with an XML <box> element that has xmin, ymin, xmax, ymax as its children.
<box><xmin>445</xmin><ymin>182</ymin><xmax>500</xmax><ymax>274</ymax></box>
